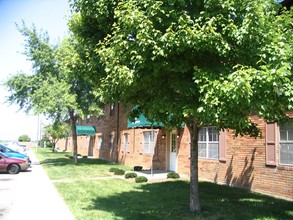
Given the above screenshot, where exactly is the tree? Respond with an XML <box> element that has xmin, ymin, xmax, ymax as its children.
<box><xmin>4</xmin><ymin>22</ymin><xmax>102</xmax><ymax>163</ymax></box>
<box><xmin>43</xmin><ymin>121</ymin><xmax>69</xmax><ymax>152</ymax></box>
<box><xmin>55</xmin><ymin>35</ymin><xmax>103</xmax><ymax>162</ymax></box>
<box><xmin>70</xmin><ymin>0</ymin><xmax>292</xmax><ymax>212</ymax></box>
<box><xmin>18</xmin><ymin>134</ymin><xmax>31</xmax><ymax>142</ymax></box>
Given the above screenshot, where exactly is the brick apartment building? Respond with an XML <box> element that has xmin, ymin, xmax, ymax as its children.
<box><xmin>57</xmin><ymin>103</ymin><xmax>293</xmax><ymax>201</ymax></box>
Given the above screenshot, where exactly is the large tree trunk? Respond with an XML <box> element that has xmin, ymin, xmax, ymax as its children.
<box><xmin>52</xmin><ymin>141</ymin><xmax>55</xmax><ymax>153</ymax></box>
<box><xmin>52</xmin><ymin>139</ymin><xmax>58</xmax><ymax>153</ymax></box>
<box><xmin>69</xmin><ymin>110</ymin><xmax>78</xmax><ymax>164</ymax></box>
<box><xmin>186</xmin><ymin>118</ymin><xmax>201</xmax><ymax>213</ymax></box>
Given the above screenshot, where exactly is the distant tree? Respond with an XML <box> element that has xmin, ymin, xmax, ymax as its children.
<box><xmin>43</xmin><ymin>121</ymin><xmax>69</xmax><ymax>152</ymax></box>
<box><xmin>18</xmin><ymin>134</ymin><xmax>31</xmax><ymax>142</ymax></box>
<box><xmin>4</xmin><ymin>22</ymin><xmax>102</xmax><ymax>163</ymax></box>
<box><xmin>70</xmin><ymin>0</ymin><xmax>293</xmax><ymax>212</ymax></box>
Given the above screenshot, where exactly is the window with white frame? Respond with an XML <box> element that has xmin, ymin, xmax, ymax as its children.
<box><xmin>143</xmin><ymin>131</ymin><xmax>155</xmax><ymax>154</ymax></box>
<box><xmin>198</xmin><ymin>127</ymin><xmax>219</xmax><ymax>159</ymax></box>
<box><xmin>97</xmin><ymin>135</ymin><xmax>103</xmax><ymax>149</ymax></box>
<box><xmin>171</xmin><ymin>133</ymin><xmax>177</xmax><ymax>153</ymax></box>
<box><xmin>279</xmin><ymin>120</ymin><xmax>293</xmax><ymax>165</ymax></box>
<box><xmin>124</xmin><ymin>133</ymin><xmax>129</xmax><ymax>152</ymax></box>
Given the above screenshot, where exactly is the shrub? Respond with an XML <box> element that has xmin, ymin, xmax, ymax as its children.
<box><xmin>125</xmin><ymin>172</ymin><xmax>138</xmax><ymax>179</ymax></box>
<box><xmin>109</xmin><ymin>167</ymin><xmax>119</xmax><ymax>172</ymax></box>
<box><xmin>46</xmin><ymin>141</ymin><xmax>53</xmax><ymax>148</ymax></box>
<box><xmin>133</xmin><ymin>166</ymin><xmax>143</xmax><ymax>171</ymax></box>
<box><xmin>64</xmin><ymin>154</ymin><xmax>72</xmax><ymax>159</ymax></box>
<box><xmin>135</xmin><ymin>176</ymin><xmax>148</xmax><ymax>183</ymax></box>
<box><xmin>114</xmin><ymin>169</ymin><xmax>125</xmax><ymax>175</ymax></box>
<box><xmin>167</xmin><ymin>172</ymin><xmax>180</xmax><ymax>179</ymax></box>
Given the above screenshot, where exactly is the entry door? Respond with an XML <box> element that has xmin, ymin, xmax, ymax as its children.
<box><xmin>87</xmin><ymin>136</ymin><xmax>94</xmax><ymax>156</ymax></box>
<box><xmin>169</xmin><ymin>133</ymin><xmax>178</xmax><ymax>171</ymax></box>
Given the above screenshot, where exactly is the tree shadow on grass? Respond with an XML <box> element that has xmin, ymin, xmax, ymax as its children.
<box><xmin>40</xmin><ymin>157</ymin><xmax>111</xmax><ymax>167</ymax></box>
<box><xmin>87</xmin><ymin>181</ymin><xmax>293</xmax><ymax>220</ymax></box>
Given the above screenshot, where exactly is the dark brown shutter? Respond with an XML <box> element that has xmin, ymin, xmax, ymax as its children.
<box><xmin>266</xmin><ymin>122</ymin><xmax>276</xmax><ymax>165</ymax></box>
<box><xmin>219</xmin><ymin>130</ymin><xmax>226</xmax><ymax>162</ymax></box>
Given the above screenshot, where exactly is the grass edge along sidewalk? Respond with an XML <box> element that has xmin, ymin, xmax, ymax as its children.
<box><xmin>34</xmin><ymin>147</ymin><xmax>293</xmax><ymax>220</ymax></box>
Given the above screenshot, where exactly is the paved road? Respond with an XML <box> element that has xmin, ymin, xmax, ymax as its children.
<box><xmin>0</xmin><ymin>149</ymin><xmax>74</xmax><ymax>220</ymax></box>
<box><xmin>0</xmin><ymin>173</ymin><xmax>18</xmax><ymax>219</ymax></box>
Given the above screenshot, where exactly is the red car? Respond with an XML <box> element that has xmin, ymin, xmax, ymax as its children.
<box><xmin>0</xmin><ymin>152</ymin><xmax>30</xmax><ymax>174</ymax></box>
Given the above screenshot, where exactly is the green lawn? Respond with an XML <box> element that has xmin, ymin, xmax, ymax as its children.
<box><xmin>35</xmin><ymin>148</ymin><xmax>130</xmax><ymax>180</ymax></box>
<box><xmin>34</xmin><ymin>148</ymin><xmax>293</xmax><ymax>220</ymax></box>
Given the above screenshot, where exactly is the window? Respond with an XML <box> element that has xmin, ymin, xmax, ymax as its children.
<box><xmin>124</xmin><ymin>133</ymin><xmax>129</xmax><ymax>152</ymax></box>
<box><xmin>171</xmin><ymin>133</ymin><xmax>177</xmax><ymax>153</ymax></box>
<box><xmin>198</xmin><ymin>127</ymin><xmax>219</xmax><ymax>159</ymax></box>
<box><xmin>109</xmin><ymin>134</ymin><xmax>114</xmax><ymax>149</ymax></box>
<box><xmin>279</xmin><ymin>120</ymin><xmax>293</xmax><ymax>165</ymax></box>
<box><xmin>97</xmin><ymin>136</ymin><xmax>103</xmax><ymax>150</ymax></box>
<box><xmin>86</xmin><ymin>115</ymin><xmax>90</xmax><ymax>124</ymax></box>
<box><xmin>110</xmin><ymin>104</ymin><xmax>115</xmax><ymax>117</ymax></box>
<box><xmin>143</xmin><ymin>131</ymin><xmax>155</xmax><ymax>154</ymax></box>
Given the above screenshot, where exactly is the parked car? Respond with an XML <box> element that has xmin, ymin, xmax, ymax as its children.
<box><xmin>19</xmin><ymin>144</ymin><xmax>30</xmax><ymax>153</ymax></box>
<box><xmin>0</xmin><ymin>152</ymin><xmax>30</xmax><ymax>174</ymax></box>
<box><xmin>6</xmin><ymin>142</ymin><xmax>28</xmax><ymax>155</ymax></box>
<box><xmin>0</xmin><ymin>144</ymin><xmax>31</xmax><ymax>165</ymax></box>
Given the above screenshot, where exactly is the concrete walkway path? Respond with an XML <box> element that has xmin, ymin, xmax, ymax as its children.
<box><xmin>4</xmin><ymin>149</ymin><xmax>74</xmax><ymax>220</ymax></box>
<box><xmin>2</xmin><ymin>149</ymin><xmax>187</xmax><ymax>220</ymax></box>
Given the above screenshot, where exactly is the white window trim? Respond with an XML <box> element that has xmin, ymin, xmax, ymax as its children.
<box><xmin>143</xmin><ymin>131</ymin><xmax>155</xmax><ymax>154</ymax></box>
<box><xmin>97</xmin><ymin>135</ymin><xmax>103</xmax><ymax>150</ymax></box>
<box><xmin>198</xmin><ymin>126</ymin><xmax>219</xmax><ymax>160</ymax></box>
<box><xmin>124</xmin><ymin>133</ymin><xmax>129</xmax><ymax>152</ymax></box>
<box><xmin>171</xmin><ymin>133</ymin><xmax>177</xmax><ymax>153</ymax></box>
<box><xmin>279</xmin><ymin>121</ymin><xmax>293</xmax><ymax>166</ymax></box>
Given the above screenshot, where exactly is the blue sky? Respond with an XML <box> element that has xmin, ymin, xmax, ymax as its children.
<box><xmin>0</xmin><ymin>0</ymin><xmax>70</xmax><ymax>141</ymax></box>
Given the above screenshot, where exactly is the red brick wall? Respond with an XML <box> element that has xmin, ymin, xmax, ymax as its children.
<box><xmin>57</xmin><ymin>104</ymin><xmax>168</xmax><ymax>170</ymax></box>
<box><xmin>176</xmin><ymin>115</ymin><xmax>293</xmax><ymax>201</ymax></box>
<box><xmin>57</xmin><ymin>106</ymin><xmax>293</xmax><ymax>201</ymax></box>
<box><xmin>57</xmin><ymin>104</ymin><xmax>124</xmax><ymax>161</ymax></box>
<box><xmin>118</xmin><ymin>128</ymin><xmax>167</xmax><ymax>170</ymax></box>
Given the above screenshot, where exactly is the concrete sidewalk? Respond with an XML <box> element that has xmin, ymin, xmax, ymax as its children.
<box><xmin>5</xmin><ymin>149</ymin><xmax>74</xmax><ymax>220</ymax></box>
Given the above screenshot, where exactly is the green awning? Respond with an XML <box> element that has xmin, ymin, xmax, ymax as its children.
<box><xmin>127</xmin><ymin>115</ymin><xmax>163</xmax><ymax>128</ymax></box>
<box><xmin>76</xmin><ymin>126</ymin><xmax>96</xmax><ymax>136</ymax></box>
